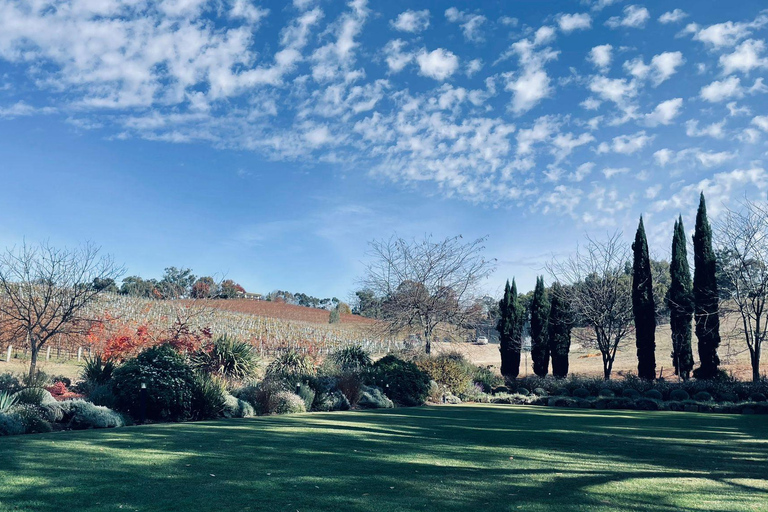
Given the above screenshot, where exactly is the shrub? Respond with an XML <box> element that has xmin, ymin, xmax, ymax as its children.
<box><xmin>270</xmin><ymin>391</ymin><xmax>306</xmax><ymax>414</ymax></box>
<box><xmin>553</xmin><ymin>387</ymin><xmax>570</xmax><ymax>396</ymax></box>
<box><xmin>472</xmin><ymin>366</ymin><xmax>503</xmax><ymax>392</ymax></box>
<box><xmin>749</xmin><ymin>393</ymin><xmax>767</xmax><ymax>402</ymax></box>
<box><xmin>622</xmin><ymin>389</ymin><xmax>641</xmax><ymax>399</ymax></box>
<box><xmin>81</xmin><ymin>355</ymin><xmax>116</xmax><ymax>387</ymax></box>
<box><xmin>0</xmin><ymin>391</ymin><xmax>17</xmax><ymax>413</ymax></box>
<box><xmin>670</xmin><ymin>389</ymin><xmax>690</xmax><ymax>401</ymax></box>
<box><xmin>0</xmin><ymin>373</ymin><xmax>23</xmax><ymax>394</ymax></box>
<box><xmin>222</xmin><ymin>394</ymin><xmax>255</xmax><ymax>418</ymax></box>
<box><xmin>644</xmin><ymin>389</ymin><xmax>663</xmax><ymax>400</ymax></box>
<box><xmin>0</xmin><ymin>412</ymin><xmax>25</xmax><ymax>436</ymax></box>
<box><xmin>51</xmin><ymin>375</ymin><xmax>72</xmax><ymax>387</ymax></box>
<box><xmin>191</xmin><ymin>374</ymin><xmax>227</xmax><ymax>420</ymax></box>
<box><xmin>60</xmin><ymin>400</ymin><xmax>125</xmax><ymax>429</ymax></box>
<box><xmin>367</xmin><ymin>355</ymin><xmax>430</xmax><ymax>407</ymax></box>
<box><xmin>191</xmin><ymin>335</ymin><xmax>259</xmax><ymax>382</ymax></box>
<box><xmin>297</xmin><ymin>382</ymin><xmax>316</xmax><ymax>411</ymax></box>
<box><xmin>233</xmin><ymin>380</ymin><xmax>288</xmax><ymax>415</ymax></box>
<box><xmin>493</xmin><ymin>386</ymin><xmax>510</xmax><ymax>395</ymax></box>
<box><xmin>10</xmin><ymin>404</ymin><xmax>52</xmax><ymax>434</ymax></box>
<box><xmin>416</xmin><ymin>353</ymin><xmax>474</xmax><ymax>395</ymax></box>
<box><xmin>358</xmin><ymin>385</ymin><xmax>394</xmax><ymax>409</ymax></box>
<box><xmin>335</xmin><ymin>372</ymin><xmax>363</xmax><ymax>406</ymax></box>
<box><xmin>718</xmin><ymin>392</ymin><xmax>739</xmax><ymax>402</ymax></box>
<box><xmin>533</xmin><ymin>387</ymin><xmax>547</xmax><ymax>397</ymax></box>
<box><xmin>516</xmin><ymin>388</ymin><xmax>531</xmax><ymax>396</ymax></box>
<box><xmin>314</xmin><ymin>391</ymin><xmax>351</xmax><ymax>412</ymax></box>
<box><xmin>693</xmin><ymin>391</ymin><xmax>713</xmax><ymax>402</ymax></box>
<box><xmin>265</xmin><ymin>350</ymin><xmax>314</xmax><ymax>380</ymax></box>
<box><xmin>13</xmin><ymin>387</ymin><xmax>46</xmax><ymax>406</ymax></box>
<box><xmin>111</xmin><ymin>344</ymin><xmax>197</xmax><ymax>422</ymax></box>
<box><xmin>598</xmin><ymin>389</ymin><xmax>615</xmax><ymax>398</ymax></box>
<box><xmin>88</xmin><ymin>384</ymin><xmax>118</xmax><ymax>409</ymax></box>
<box><xmin>572</xmin><ymin>388</ymin><xmax>590</xmax><ymax>399</ymax></box>
<box><xmin>634</xmin><ymin>398</ymin><xmax>661</xmax><ymax>411</ymax></box>
<box><xmin>331</xmin><ymin>345</ymin><xmax>372</xmax><ymax>372</ymax></box>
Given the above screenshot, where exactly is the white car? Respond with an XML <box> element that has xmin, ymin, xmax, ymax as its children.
<box><xmin>476</xmin><ymin>336</ymin><xmax>489</xmax><ymax>345</ymax></box>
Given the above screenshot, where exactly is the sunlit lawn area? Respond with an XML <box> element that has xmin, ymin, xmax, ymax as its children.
<box><xmin>1</xmin><ymin>404</ymin><xmax>767</xmax><ymax>512</ymax></box>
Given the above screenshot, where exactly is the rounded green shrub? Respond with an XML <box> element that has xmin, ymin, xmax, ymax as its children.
<box><xmin>269</xmin><ymin>391</ymin><xmax>306</xmax><ymax>414</ymax></box>
<box><xmin>634</xmin><ymin>398</ymin><xmax>660</xmax><ymax>411</ymax></box>
<box><xmin>0</xmin><ymin>412</ymin><xmax>25</xmax><ymax>436</ymax></box>
<box><xmin>472</xmin><ymin>366</ymin><xmax>503</xmax><ymax>392</ymax></box>
<box><xmin>516</xmin><ymin>388</ymin><xmax>531</xmax><ymax>396</ymax></box>
<box><xmin>670</xmin><ymin>389</ymin><xmax>690</xmax><ymax>401</ymax></box>
<box><xmin>60</xmin><ymin>400</ymin><xmax>125</xmax><ymax>429</ymax></box>
<box><xmin>222</xmin><ymin>394</ymin><xmax>255</xmax><ymax>418</ymax></box>
<box><xmin>532</xmin><ymin>387</ymin><xmax>548</xmax><ymax>397</ymax></box>
<box><xmin>693</xmin><ymin>391</ymin><xmax>713</xmax><ymax>402</ymax></box>
<box><xmin>749</xmin><ymin>392</ymin><xmax>767</xmax><ymax>402</ymax></box>
<box><xmin>88</xmin><ymin>384</ymin><xmax>118</xmax><ymax>409</ymax></box>
<box><xmin>367</xmin><ymin>355</ymin><xmax>430</xmax><ymax>407</ymax></box>
<box><xmin>717</xmin><ymin>392</ymin><xmax>739</xmax><ymax>402</ymax></box>
<box><xmin>358</xmin><ymin>385</ymin><xmax>394</xmax><ymax>409</ymax></box>
<box><xmin>314</xmin><ymin>390</ymin><xmax>350</xmax><ymax>412</ymax></box>
<box><xmin>111</xmin><ymin>344</ymin><xmax>197</xmax><ymax>422</ymax></box>
<box><xmin>190</xmin><ymin>374</ymin><xmax>227</xmax><ymax>420</ymax></box>
<box><xmin>572</xmin><ymin>387</ymin><xmax>590</xmax><ymax>399</ymax></box>
<box><xmin>10</xmin><ymin>404</ymin><xmax>52</xmax><ymax>434</ymax></box>
<box><xmin>598</xmin><ymin>389</ymin><xmax>615</xmax><ymax>398</ymax></box>
<box><xmin>622</xmin><ymin>389</ymin><xmax>641</xmax><ymax>399</ymax></box>
<box><xmin>644</xmin><ymin>389</ymin><xmax>663</xmax><ymax>400</ymax></box>
<box><xmin>553</xmin><ymin>387</ymin><xmax>570</xmax><ymax>396</ymax></box>
<box><xmin>493</xmin><ymin>386</ymin><xmax>510</xmax><ymax>395</ymax></box>
<box><xmin>416</xmin><ymin>355</ymin><xmax>473</xmax><ymax>395</ymax></box>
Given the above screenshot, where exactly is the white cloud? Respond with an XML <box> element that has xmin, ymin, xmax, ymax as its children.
<box><xmin>645</xmin><ymin>184</ymin><xmax>662</xmax><ymax>199</ymax></box>
<box><xmin>229</xmin><ymin>0</ymin><xmax>269</xmax><ymax>25</ymax></box>
<box><xmin>588</xmin><ymin>44</ymin><xmax>613</xmax><ymax>71</ymax></box>
<box><xmin>658</xmin><ymin>9</ymin><xmax>687</xmax><ymax>24</ymax></box>
<box><xmin>516</xmin><ymin>116</ymin><xmax>556</xmax><ymax>155</ymax></box>
<box><xmin>603</xmin><ymin>167</ymin><xmax>630</xmax><ymax>178</ymax></box>
<box><xmin>606</xmin><ymin>5</ymin><xmax>650</xmax><ymax>29</ymax></box>
<box><xmin>383</xmin><ymin>39</ymin><xmax>412</xmax><ymax>73</ymax></box>
<box><xmin>752</xmin><ymin>116</ymin><xmax>768</xmax><ymax>132</ymax></box>
<box><xmin>466</xmin><ymin>59</ymin><xmax>483</xmax><ymax>77</ymax></box>
<box><xmin>598</xmin><ymin>130</ymin><xmax>654</xmax><ymax>154</ymax></box>
<box><xmin>416</xmin><ymin>48</ymin><xmax>459</xmax><ymax>80</ymax></box>
<box><xmin>590</xmin><ymin>0</ymin><xmax>621</xmax><ymax>11</ymax></box>
<box><xmin>719</xmin><ymin>39</ymin><xmax>768</xmax><ymax>75</ymax></box>
<box><xmin>654</xmin><ymin>148</ymin><xmax>675</xmax><ymax>166</ymax></box>
<box><xmin>558</xmin><ymin>13</ymin><xmax>592</xmax><ymax>33</ymax></box>
<box><xmin>700</xmin><ymin>76</ymin><xmax>743</xmax><ymax>102</ymax></box>
<box><xmin>391</xmin><ymin>9</ymin><xmax>430</xmax><ymax>33</ymax></box>
<box><xmin>685</xmin><ymin>120</ymin><xmax>726</xmax><ymax>139</ymax></box>
<box><xmin>445</xmin><ymin>8</ymin><xmax>487</xmax><ymax>42</ymax></box>
<box><xmin>551</xmin><ymin>132</ymin><xmax>595</xmax><ymax>162</ymax></box>
<box><xmin>0</xmin><ymin>101</ymin><xmax>56</xmax><ymax>119</ymax></box>
<box><xmin>645</xmin><ymin>98</ymin><xmax>683</xmax><ymax>126</ymax></box>
<box><xmin>696</xmin><ymin>150</ymin><xmax>736</xmax><ymax>167</ymax></box>
<box><xmin>568</xmin><ymin>162</ymin><xmax>594</xmax><ymax>182</ymax></box>
<box><xmin>685</xmin><ymin>13</ymin><xmax>768</xmax><ymax>48</ymax></box>
<box><xmin>624</xmin><ymin>51</ymin><xmax>684</xmax><ymax>86</ymax></box>
<box><xmin>503</xmin><ymin>36</ymin><xmax>559</xmax><ymax>114</ymax></box>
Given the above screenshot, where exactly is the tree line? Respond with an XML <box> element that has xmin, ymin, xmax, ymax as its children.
<box><xmin>499</xmin><ymin>193</ymin><xmax>767</xmax><ymax>383</ymax></box>
<box><xmin>95</xmin><ymin>267</ymin><xmax>247</xmax><ymax>300</ymax></box>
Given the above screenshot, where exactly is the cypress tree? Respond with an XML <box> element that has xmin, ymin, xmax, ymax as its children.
<box><xmin>497</xmin><ymin>279</ymin><xmax>522</xmax><ymax>379</ymax></box>
<box><xmin>530</xmin><ymin>276</ymin><xmax>550</xmax><ymax>377</ymax></box>
<box><xmin>632</xmin><ymin>216</ymin><xmax>656</xmax><ymax>380</ymax></box>
<box><xmin>668</xmin><ymin>216</ymin><xmax>694</xmax><ymax>379</ymax></box>
<box><xmin>693</xmin><ymin>193</ymin><xmax>721</xmax><ymax>379</ymax></box>
<box><xmin>548</xmin><ymin>282</ymin><xmax>572</xmax><ymax>378</ymax></box>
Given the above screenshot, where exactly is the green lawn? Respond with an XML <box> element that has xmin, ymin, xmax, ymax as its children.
<box><xmin>1</xmin><ymin>405</ymin><xmax>767</xmax><ymax>512</ymax></box>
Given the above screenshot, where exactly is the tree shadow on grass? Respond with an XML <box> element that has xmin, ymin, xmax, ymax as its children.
<box><xmin>0</xmin><ymin>405</ymin><xmax>767</xmax><ymax>512</ymax></box>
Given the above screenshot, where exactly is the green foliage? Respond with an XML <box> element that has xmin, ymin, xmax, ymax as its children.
<box><xmin>0</xmin><ymin>373</ymin><xmax>23</xmax><ymax>394</ymax></box>
<box><xmin>415</xmin><ymin>353</ymin><xmax>473</xmax><ymax>395</ymax></box>
<box><xmin>335</xmin><ymin>372</ymin><xmax>363</xmax><ymax>405</ymax></box>
<box><xmin>0</xmin><ymin>391</ymin><xmax>17</xmax><ymax>413</ymax></box>
<box><xmin>10</xmin><ymin>404</ymin><xmax>52</xmax><ymax>434</ymax></box>
<box><xmin>315</xmin><ymin>390</ymin><xmax>350</xmax><ymax>411</ymax></box>
<box><xmin>644</xmin><ymin>389</ymin><xmax>664</xmax><ymax>400</ymax></box>
<box><xmin>270</xmin><ymin>391</ymin><xmax>306</xmax><ymax>414</ymax></box>
<box><xmin>265</xmin><ymin>349</ymin><xmax>314</xmax><ymax>380</ymax></box>
<box><xmin>472</xmin><ymin>365</ymin><xmax>503</xmax><ymax>392</ymax></box>
<box><xmin>367</xmin><ymin>355</ymin><xmax>430</xmax><ymax>407</ymax></box>
<box><xmin>329</xmin><ymin>308</ymin><xmax>340</xmax><ymax>324</ymax></box>
<box><xmin>548</xmin><ymin>282</ymin><xmax>572</xmax><ymax>378</ymax></box>
<box><xmin>670</xmin><ymin>389</ymin><xmax>690</xmax><ymax>401</ymax></box>
<box><xmin>358</xmin><ymin>385</ymin><xmax>394</xmax><ymax>409</ymax></box>
<box><xmin>80</xmin><ymin>355</ymin><xmax>116</xmax><ymax>387</ymax></box>
<box><xmin>331</xmin><ymin>345</ymin><xmax>372</xmax><ymax>372</ymax></box>
<box><xmin>572</xmin><ymin>387</ymin><xmax>590</xmax><ymax>398</ymax></box>
<box><xmin>0</xmin><ymin>412</ymin><xmax>25</xmax><ymax>436</ymax></box>
<box><xmin>669</xmin><ymin>216</ymin><xmax>695</xmax><ymax>380</ymax></box>
<box><xmin>692</xmin><ymin>193</ymin><xmax>722</xmax><ymax>379</ymax></box>
<box><xmin>87</xmin><ymin>384</ymin><xmax>118</xmax><ymax>409</ymax></box>
<box><xmin>60</xmin><ymin>399</ymin><xmax>125</xmax><ymax>429</ymax></box>
<box><xmin>13</xmin><ymin>387</ymin><xmax>46</xmax><ymax>406</ymax></box>
<box><xmin>111</xmin><ymin>344</ymin><xmax>197</xmax><ymax>422</ymax></box>
<box><xmin>632</xmin><ymin>217</ymin><xmax>657</xmax><ymax>380</ymax></box>
<box><xmin>222</xmin><ymin>394</ymin><xmax>255</xmax><ymax>418</ymax></box>
<box><xmin>530</xmin><ymin>276</ymin><xmax>550</xmax><ymax>377</ymax></box>
<box><xmin>190</xmin><ymin>374</ymin><xmax>227</xmax><ymax>420</ymax></box>
<box><xmin>296</xmin><ymin>382</ymin><xmax>315</xmax><ymax>411</ymax></box>
<box><xmin>191</xmin><ymin>335</ymin><xmax>258</xmax><ymax>382</ymax></box>
<box><xmin>497</xmin><ymin>279</ymin><xmax>524</xmax><ymax>379</ymax></box>
<box><xmin>693</xmin><ymin>391</ymin><xmax>713</xmax><ymax>402</ymax></box>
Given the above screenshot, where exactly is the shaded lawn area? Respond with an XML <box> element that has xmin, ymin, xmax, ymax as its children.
<box><xmin>1</xmin><ymin>405</ymin><xmax>767</xmax><ymax>512</ymax></box>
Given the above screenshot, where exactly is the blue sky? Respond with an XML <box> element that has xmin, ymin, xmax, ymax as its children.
<box><xmin>1</xmin><ymin>0</ymin><xmax>767</xmax><ymax>300</ymax></box>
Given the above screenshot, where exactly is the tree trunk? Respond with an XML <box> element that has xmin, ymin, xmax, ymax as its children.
<box><xmin>28</xmin><ymin>346</ymin><xmax>38</xmax><ymax>381</ymax></box>
<box><xmin>424</xmin><ymin>328</ymin><xmax>432</xmax><ymax>355</ymax></box>
<box><xmin>752</xmin><ymin>346</ymin><xmax>761</xmax><ymax>383</ymax></box>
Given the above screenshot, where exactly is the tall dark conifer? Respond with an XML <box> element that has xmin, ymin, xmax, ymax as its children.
<box><xmin>497</xmin><ymin>279</ymin><xmax>522</xmax><ymax>379</ymax></box>
<box><xmin>632</xmin><ymin>216</ymin><xmax>656</xmax><ymax>380</ymax></box>
<box><xmin>548</xmin><ymin>282</ymin><xmax>572</xmax><ymax>378</ymax></box>
<box><xmin>530</xmin><ymin>276</ymin><xmax>550</xmax><ymax>377</ymax></box>
<box><xmin>692</xmin><ymin>193</ymin><xmax>721</xmax><ymax>379</ymax></box>
<box><xmin>668</xmin><ymin>216</ymin><xmax>694</xmax><ymax>379</ymax></box>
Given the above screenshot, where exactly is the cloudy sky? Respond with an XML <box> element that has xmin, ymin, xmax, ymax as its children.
<box><xmin>1</xmin><ymin>0</ymin><xmax>767</xmax><ymax>299</ymax></box>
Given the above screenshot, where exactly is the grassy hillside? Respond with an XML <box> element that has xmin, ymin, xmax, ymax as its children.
<box><xmin>1</xmin><ymin>405</ymin><xmax>766</xmax><ymax>512</ymax></box>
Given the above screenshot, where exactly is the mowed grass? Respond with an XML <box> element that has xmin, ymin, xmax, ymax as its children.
<box><xmin>1</xmin><ymin>405</ymin><xmax>767</xmax><ymax>512</ymax></box>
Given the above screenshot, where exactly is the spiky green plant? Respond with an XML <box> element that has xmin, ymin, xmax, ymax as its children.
<box><xmin>265</xmin><ymin>349</ymin><xmax>314</xmax><ymax>379</ymax></box>
<box><xmin>191</xmin><ymin>335</ymin><xmax>259</xmax><ymax>382</ymax></box>
<box><xmin>331</xmin><ymin>345</ymin><xmax>372</xmax><ymax>372</ymax></box>
<box><xmin>0</xmin><ymin>391</ymin><xmax>17</xmax><ymax>413</ymax></box>
<box><xmin>81</xmin><ymin>355</ymin><xmax>116</xmax><ymax>386</ymax></box>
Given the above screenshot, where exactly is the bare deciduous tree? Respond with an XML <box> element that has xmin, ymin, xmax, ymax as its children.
<box><xmin>716</xmin><ymin>198</ymin><xmax>768</xmax><ymax>382</ymax></box>
<box><xmin>547</xmin><ymin>232</ymin><xmax>633</xmax><ymax>380</ymax></box>
<box><xmin>361</xmin><ymin>235</ymin><xmax>495</xmax><ymax>354</ymax></box>
<box><xmin>0</xmin><ymin>241</ymin><xmax>123</xmax><ymax>379</ymax></box>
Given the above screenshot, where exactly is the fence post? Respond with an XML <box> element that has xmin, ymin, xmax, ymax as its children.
<box><xmin>5</xmin><ymin>345</ymin><xmax>11</xmax><ymax>363</ymax></box>
<box><xmin>46</xmin><ymin>346</ymin><xmax>51</xmax><ymax>361</ymax></box>
<box><xmin>77</xmin><ymin>347</ymin><xmax>82</xmax><ymax>362</ymax></box>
